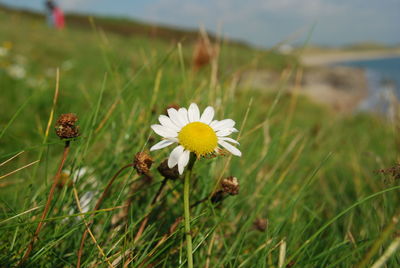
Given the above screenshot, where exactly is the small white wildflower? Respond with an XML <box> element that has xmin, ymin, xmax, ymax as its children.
<box><xmin>7</xmin><ymin>64</ymin><xmax>26</xmax><ymax>79</ymax></box>
<box><xmin>79</xmin><ymin>191</ymin><xmax>95</xmax><ymax>213</ymax></box>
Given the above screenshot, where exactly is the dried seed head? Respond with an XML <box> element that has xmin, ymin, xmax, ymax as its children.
<box><xmin>192</xmin><ymin>37</ymin><xmax>215</xmax><ymax>70</ymax></box>
<box><xmin>133</xmin><ymin>152</ymin><xmax>153</xmax><ymax>175</ymax></box>
<box><xmin>55</xmin><ymin>113</ymin><xmax>80</xmax><ymax>139</ymax></box>
<box><xmin>253</xmin><ymin>218</ymin><xmax>268</xmax><ymax>232</ymax></box>
<box><xmin>377</xmin><ymin>164</ymin><xmax>400</xmax><ymax>182</ymax></box>
<box><xmin>221</xmin><ymin>176</ymin><xmax>239</xmax><ymax>195</ymax></box>
<box><xmin>157</xmin><ymin>159</ymin><xmax>180</xmax><ymax>180</ymax></box>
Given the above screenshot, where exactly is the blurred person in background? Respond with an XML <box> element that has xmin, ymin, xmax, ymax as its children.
<box><xmin>45</xmin><ymin>0</ymin><xmax>65</xmax><ymax>29</ymax></box>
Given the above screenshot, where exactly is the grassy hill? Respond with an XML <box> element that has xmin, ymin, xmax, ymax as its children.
<box><xmin>0</xmin><ymin>3</ymin><xmax>252</xmax><ymax>46</ymax></box>
<box><xmin>0</xmin><ymin>6</ymin><xmax>399</xmax><ymax>268</ymax></box>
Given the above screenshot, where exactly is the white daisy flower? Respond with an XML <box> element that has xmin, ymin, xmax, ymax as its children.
<box><xmin>150</xmin><ymin>103</ymin><xmax>241</xmax><ymax>174</ymax></box>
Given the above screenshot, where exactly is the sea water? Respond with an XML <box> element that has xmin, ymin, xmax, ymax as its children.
<box><xmin>337</xmin><ymin>56</ymin><xmax>400</xmax><ymax>116</ymax></box>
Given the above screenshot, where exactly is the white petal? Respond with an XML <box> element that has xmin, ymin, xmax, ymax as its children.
<box><xmin>216</xmin><ymin>128</ymin><xmax>237</xmax><ymax>137</ymax></box>
<box><xmin>151</xmin><ymin>124</ymin><xmax>178</xmax><ymax>138</ymax></box>
<box><xmin>200</xmin><ymin>106</ymin><xmax>215</xmax><ymax>124</ymax></box>
<box><xmin>218</xmin><ymin>140</ymin><xmax>242</xmax><ymax>156</ymax></box>
<box><xmin>188</xmin><ymin>103</ymin><xmax>200</xmax><ymax>122</ymax></box>
<box><xmin>219</xmin><ymin>137</ymin><xmax>239</xmax><ymax>144</ymax></box>
<box><xmin>211</xmin><ymin>119</ymin><xmax>236</xmax><ymax>132</ymax></box>
<box><xmin>168</xmin><ymin>145</ymin><xmax>184</xmax><ymax>168</ymax></box>
<box><xmin>210</xmin><ymin>120</ymin><xmax>219</xmax><ymax>128</ymax></box>
<box><xmin>178</xmin><ymin>108</ymin><xmax>189</xmax><ymax>125</ymax></box>
<box><xmin>150</xmin><ymin>139</ymin><xmax>176</xmax><ymax>151</ymax></box>
<box><xmin>159</xmin><ymin>115</ymin><xmax>180</xmax><ymax>132</ymax></box>
<box><xmin>167</xmin><ymin>108</ymin><xmax>185</xmax><ymax>128</ymax></box>
<box><xmin>177</xmin><ymin>150</ymin><xmax>190</xmax><ymax>174</ymax></box>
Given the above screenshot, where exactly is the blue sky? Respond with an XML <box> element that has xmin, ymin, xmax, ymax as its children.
<box><xmin>1</xmin><ymin>0</ymin><xmax>399</xmax><ymax>47</ymax></box>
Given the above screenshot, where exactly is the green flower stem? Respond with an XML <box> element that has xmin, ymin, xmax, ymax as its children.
<box><xmin>183</xmin><ymin>155</ymin><xmax>196</xmax><ymax>268</ymax></box>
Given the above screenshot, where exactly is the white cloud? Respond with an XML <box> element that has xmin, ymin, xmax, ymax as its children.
<box><xmin>58</xmin><ymin>0</ymin><xmax>94</xmax><ymax>11</ymax></box>
<box><xmin>261</xmin><ymin>0</ymin><xmax>347</xmax><ymax>17</ymax></box>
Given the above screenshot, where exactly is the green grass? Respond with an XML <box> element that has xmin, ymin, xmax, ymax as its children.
<box><xmin>0</xmin><ymin>9</ymin><xmax>399</xmax><ymax>268</ymax></box>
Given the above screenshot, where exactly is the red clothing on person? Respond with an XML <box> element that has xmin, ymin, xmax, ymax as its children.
<box><xmin>53</xmin><ymin>7</ymin><xmax>65</xmax><ymax>29</ymax></box>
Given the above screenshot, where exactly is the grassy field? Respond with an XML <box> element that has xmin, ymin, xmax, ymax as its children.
<box><xmin>0</xmin><ymin>8</ymin><xmax>399</xmax><ymax>268</ymax></box>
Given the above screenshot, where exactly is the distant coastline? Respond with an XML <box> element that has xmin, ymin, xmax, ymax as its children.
<box><xmin>299</xmin><ymin>50</ymin><xmax>400</xmax><ymax>115</ymax></box>
<box><xmin>301</xmin><ymin>49</ymin><xmax>400</xmax><ymax>66</ymax></box>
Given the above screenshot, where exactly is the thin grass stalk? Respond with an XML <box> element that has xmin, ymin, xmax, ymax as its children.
<box><xmin>76</xmin><ymin>163</ymin><xmax>134</xmax><ymax>268</ymax></box>
<box><xmin>133</xmin><ymin>176</ymin><xmax>168</xmax><ymax>243</ymax></box>
<box><xmin>212</xmin><ymin>97</ymin><xmax>252</xmax><ymax>195</ymax></box>
<box><xmin>286</xmin><ymin>186</ymin><xmax>400</xmax><ymax>266</ymax></box>
<box><xmin>135</xmin><ymin>194</ymin><xmax>216</xmax><ymax>267</ymax></box>
<box><xmin>0</xmin><ymin>150</ymin><xmax>24</xmax><ymax>167</ymax></box>
<box><xmin>205</xmin><ymin>232</ymin><xmax>216</xmax><ymax>268</ymax></box>
<box><xmin>370</xmin><ymin>236</ymin><xmax>400</xmax><ymax>268</ymax></box>
<box><xmin>0</xmin><ymin>160</ymin><xmax>39</xmax><ymax>180</ymax></box>
<box><xmin>72</xmin><ymin>187</ymin><xmax>114</xmax><ymax>267</ymax></box>
<box><xmin>356</xmin><ymin>213</ymin><xmax>399</xmax><ymax>268</ymax></box>
<box><xmin>31</xmin><ymin>69</ymin><xmax>60</xmax><ymax>178</ymax></box>
<box><xmin>19</xmin><ymin>141</ymin><xmax>71</xmax><ymax>266</ymax></box>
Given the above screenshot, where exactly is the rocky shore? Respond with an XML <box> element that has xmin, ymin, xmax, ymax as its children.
<box><xmin>301</xmin><ymin>49</ymin><xmax>400</xmax><ymax>66</ymax></box>
<box><xmin>239</xmin><ymin>65</ymin><xmax>368</xmax><ymax>113</ymax></box>
<box><xmin>300</xmin><ymin>66</ymin><xmax>368</xmax><ymax>113</ymax></box>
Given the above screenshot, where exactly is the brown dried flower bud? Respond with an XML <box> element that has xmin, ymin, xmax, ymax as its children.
<box><xmin>221</xmin><ymin>176</ymin><xmax>239</xmax><ymax>195</ymax></box>
<box><xmin>377</xmin><ymin>164</ymin><xmax>400</xmax><ymax>182</ymax></box>
<box><xmin>133</xmin><ymin>152</ymin><xmax>153</xmax><ymax>175</ymax></box>
<box><xmin>253</xmin><ymin>218</ymin><xmax>268</xmax><ymax>232</ymax></box>
<box><xmin>193</xmin><ymin>38</ymin><xmax>215</xmax><ymax>70</ymax></box>
<box><xmin>157</xmin><ymin>159</ymin><xmax>180</xmax><ymax>180</ymax></box>
<box><xmin>55</xmin><ymin>113</ymin><xmax>80</xmax><ymax>139</ymax></box>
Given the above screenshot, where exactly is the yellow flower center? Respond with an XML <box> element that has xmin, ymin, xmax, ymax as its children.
<box><xmin>178</xmin><ymin>122</ymin><xmax>218</xmax><ymax>156</ymax></box>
